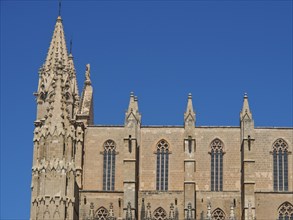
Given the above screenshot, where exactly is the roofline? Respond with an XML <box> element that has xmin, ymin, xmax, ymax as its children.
<box><xmin>255</xmin><ymin>126</ymin><xmax>293</xmax><ymax>129</ymax></box>
<box><xmin>88</xmin><ymin>125</ymin><xmax>292</xmax><ymax>129</ymax></box>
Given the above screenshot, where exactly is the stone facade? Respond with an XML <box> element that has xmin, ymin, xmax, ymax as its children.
<box><xmin>30</xmin><ymin>14</ymin><xmax>293</xmax><ymax>220</ymax></box>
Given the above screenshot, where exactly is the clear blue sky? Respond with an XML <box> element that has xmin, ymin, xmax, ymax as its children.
<box><xmin>1</xmin><ymin>0</ymin><xmax>292</xmax><ymax>219</ymax></box>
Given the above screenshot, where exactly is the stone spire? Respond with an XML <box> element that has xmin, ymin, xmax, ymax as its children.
<box><xmin>78</xmin><ymin>64</ymin><xmax>94</xmax><ymax>125</ymax></box>
<box><xmin>125</xmin><ymin>92</ymin><xmax>141</xmax><ymax>126</ymax></box>
<box><xmin>240</xmin><ymin>93</ymin><xmax>253</xmax><ymax>121</ymax></box>
<box><xmin>44</xmin><ymin>15</ymin><xmax>68</xmax><ymax>73</ymax></box>
<box><xmin>31</xmin><ymin>13</ymin><xmax>81</xmax><ymax>220</ymax></box>
<box><xmin>206</xmin><ymin>202</ymin><xmax>212</xmax><ymax>220</ymax></box>
<box><xmin>184</xmin><ymin>93</ymin><xmax>195</xmax><ymax>127</ymax></box>
<box><xmin>141</xmin><ymin>198</ymin><xmax>146</xmax><ymax>220</ymax></box>
<box><xmin>146</xmin><ymin>203</ymin><xmax>152</xmax><ymax>220</ymax></box>
<box><xmin>36</xmin><ymin>14</ymin><xmax>79</xmax><ymax>121</ymax></box>
<box><xmin>169</xmin><ymin>203</ymin><xmax>175</xmax><ymax>219</ymax></box>
<box><xmin>229</xmin><ymin>202</ymin><xmax>235</xmax><ymax>220</ymax></box>
<box><xmin>240</xmin><ymin>92</ymin><xmax>254</xmax><ymax>140</ymax></box>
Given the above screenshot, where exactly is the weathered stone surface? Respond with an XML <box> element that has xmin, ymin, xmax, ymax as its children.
<box><xmin>30</xmin><ymin>12</ymin><xmax>293</xmax><ymax>220</ymax></box>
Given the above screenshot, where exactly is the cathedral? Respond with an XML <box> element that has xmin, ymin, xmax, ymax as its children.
<box><xmin>30</xmin><ymin>10</ymin><xmax>293</xmax><ymax>220</ymax></box>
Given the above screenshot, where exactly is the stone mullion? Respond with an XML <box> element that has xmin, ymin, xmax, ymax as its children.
<box><xmin>161</xmin><ymin>150</ymin><xmax>165</xmax><ymax>191</ymax></box>
<box><xmin>284</xmin><ymin>151</ymin><xmax>288</xmax><ymax>191</ymax></box>
<box><xmin>108</xmin><ymin>151</ymin><xmax>112</xmax><ymax>191</ymax></box>
<box><xmin>278</xmin><ymin>149</ymin><xmax>283</xmax><ymax>191</ymax></box>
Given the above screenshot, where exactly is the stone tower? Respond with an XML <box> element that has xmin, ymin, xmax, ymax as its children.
<box><xmin>30</xmin><ymin>13</ymin><xmax>92</xmax><ymax>219</ymax></box>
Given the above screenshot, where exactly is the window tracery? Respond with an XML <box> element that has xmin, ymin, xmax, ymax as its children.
<box><xmin>153</xmin><ymin>207</ymin><xmax>167</xmax><ymax>220</ymax></box>
<box><xmin>210</xmin><ymin>139</ymin><xmax>224</xmax><ymax>191</ymax></box>
<box><xmin>156</xmin><ymin>140</ymin><xmax>169</xmax><ymax>191</ymax></box>
<box><xmin>278</xmin><ymin>202</ymin><xmax>293</xmax><ymax>220</ymax></box>
<box><xmin>273</xmin><ymin>139</ymin><xmax>289</xmax><ymax>191</ymax></box>
<box><xmin>212</xmin><ymin>208</ymin><xmax>226</xmax><ymax>220</ymax></box>
<box><xmin>95</xmin><ymin>207</ymin><xmax>109</xmax><ymax>220</ymax></box>
<box><xmin>103</xmin><ymin>139</ymin><xmax>116</xmax><ymax>191</ymax></box>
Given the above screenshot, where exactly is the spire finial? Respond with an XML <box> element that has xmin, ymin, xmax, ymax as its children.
<box><xmin>70</xmin><ymin>39</ymin><xmax>73</xmax><ymax>54</ymax></box>
<box><xmin>58</xmin><ymin>0</ymin><xmax>62</xmax><ymax>17</ymax></box>
<box><xmin>184</xmin><ymin>93</ymin><xmax>195</xmax><ymax>127</ymax></box>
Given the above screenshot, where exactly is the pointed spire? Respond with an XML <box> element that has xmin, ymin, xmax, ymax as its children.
<box><xmin>186</xmin><ymin>203</ymin><xmax>193</xmax><ymax>219</ymax></box>
<box><xmin>169</xmin><ymin>203</ymin><xmax>175</xmax><ymax>219</ymax></box>
<box><xmin>125</xmin><ymin>92</ymin><xmax>141</xmax><ymax>126</ymax></box>
<box><xmin>109</xmin><ymin>203</ymin><xmax>114</xmax><ymax>218</ymax></box>
<box><xmin>240</xmin><ymin>93</ymin><xmax>253</xmax><ymax>121</ymax></box>
<box><xmin>44</xmin><ymin>13</ymin><xmax>68</xmax><ymax>73</ymax></box>
<box><xmin>229</xmin><ymin>201</ymin><xmax>235</xmax><ymax>220</ymax></box>
<box><xmin>141</xmin><ymin>198</ymin><xmax>146</xmax><ymax>220</ymax></box>
<box><xmin>184</xmin><ymin>93</ymin><xmax>195</xmax><ymax>127</ymax></box>
<box><xmin>69</xmin><ymin>38</ymin><xmax>73</xmax><ymax>55</ymax></box>
<box><xmin>206</xmin><ymin>201</ymin><xmax>212</xmax><ymax>220</ymax></box>
<box><xmin>127</xmin><ymin>92</ymin><xmax>138</xmax><ymax>113</ymax></box>
<box><xmin>89</xmin><ymin>202</ymin><xmax>94</xmax><ymax>220</ymax></box>
<box><xmin>126</xmin><ymin>202</ymin><xmax>132</xmax><ymax>220</ymax></box>
<box><xmin>146</xmin><ymin>203</ymin><xmax>152</xmax><ymax>220</ymax></box>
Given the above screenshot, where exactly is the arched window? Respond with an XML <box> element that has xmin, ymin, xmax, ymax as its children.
<box><xmin>95</xmin><ymin>207</ymin><xmax>109</xmax><ymax>220</ymax></box>
<box><xmin>156</xmin><ymin>140</ymin><xmax>169</xmax><ymax>191</ymax></box>
<box><xmin>212</xmin><ymin>208</ymin><xmax>226</xmax><ymax>220</ymax></box>
<box><xmin>273</xmin><ymin>139</ymin><xmax>288</xmax><ymax>191</ymax></box>
<box><xmin>210</xmin><ymin>139</ymin><xmax>224</xmax><ymax>191</ymax></box>
<box><xmin>153</xmin><ymin>207</ymin><xmax>167</xmax><ymax>220</ymax></box>
<box><xmin>103</xmin><ymin>140</ymin><xmax>116</xmax><ymax>191</ymax></box>
<box><xmin>278</xmin><ymin>202</ymin><xmax>293</xmax><ymax>220</ymax></box>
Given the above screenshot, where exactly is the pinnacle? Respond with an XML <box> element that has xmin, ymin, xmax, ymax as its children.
<box><xmin>44</xmin><ymin>15</ymin><xmax>68</xmax><ymax>73</ymax></box>
<box><xmin>240</xmin><ymin>93</ymin><xmax>252</xmax><ymax>120</ymax></box>
<box><xmin>184</xmin><ymin>93</ymin><xmax>195</xmax><ymax>126</ymax></box>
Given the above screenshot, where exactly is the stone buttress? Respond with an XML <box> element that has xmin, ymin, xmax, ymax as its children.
<box><xmin>183</xmin><ymin>93</ymin><xmax>196</xmax><ymax>219</ymax></box>
<box><xmin>240</xmin><ymin>94</ymin><xmax>256</xmax><ymax>220</ymax></box>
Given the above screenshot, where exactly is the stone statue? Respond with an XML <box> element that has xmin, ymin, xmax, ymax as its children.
<box><xmin>85</xmin><ymin>64</ymin><xmax>91</xmax><ymax>81</ymax></box>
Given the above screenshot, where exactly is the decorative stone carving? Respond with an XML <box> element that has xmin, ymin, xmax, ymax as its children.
<box><xmin>33</xmin><ymin>121</ymin><xmax>42</xmax><ymax>142</ymax></box>
<box><xmin>206</xmin><ymin>202</ymin><xmax>211</xmax><ymax>220</ymax></box>
<box><xmin>146</xmin><ymin>202</ymin><xmax>152</xmax><ymax>220</ymax></box>
<box><xmin>108</xmin><ymin>203</ymin><xmax>115</xmax><ymax>219</ymax></box>
<box><xmin>169</xmin><ymin>203</ymin><xmax>175</xmax><ymax>219</ymax></box>
<box><xmin>66</xmin><ymin>123</ymin><xmax>75</xmax><ymax>139</ymax></box>
<box><xmin>186</xmin><ymin>202</ymin><xmax>193</xmax><ymax>220</ymax></box>
<box><xmin>88</xmin><ymin>202</ymin><xmax>94</xmax><ymax>220</ymax></box>
<box><xmin>229</xmin><ymin>202</ymin><xmax>235</xmax><ymax>220</ymax></box>
<box><xmin>76</xmin><ymin>124</ymin><xmax>84</xmax><ymax>143</ymax></box>
<box><xmin>85</xmin><ymin>64</ymin><xmax>91</xmax><ymax>83</ymax></box>
<box><xmin>141</xmin><ymin>198</ymin><xmax>146</xmax><ymax>220</ymax></box>
<box><xmin>126</xmin><ymin>202</ymin><xmax>132</xmax><ymax>220</ymax></box>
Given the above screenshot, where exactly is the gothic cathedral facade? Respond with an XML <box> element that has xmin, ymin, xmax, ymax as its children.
<box><xmin>30</xmin><ymin>14</ymin><xmax>293</xmax><ymax>220</ymax></box>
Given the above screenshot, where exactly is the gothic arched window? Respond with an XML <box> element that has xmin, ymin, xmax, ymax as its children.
<box><xmin>273</xmin><ymin>139</ymin><xmax>289</xmax><ymax>191</ymax></box>
<box><xmin>212</xmin><ymin>208</ymin><xmax>226</xmax><ymax>220</ymax></box>
<box><xmin>103</xmin><ymin>140</ymin><xmax>116</xmax><ymax>191</ymax></box>
<box><xmin>278</xmin><ymin>202</ymin><xmax>293</xmax><ymax>220</ymax></box>
<box><xmin>95</xmin><ymin>207</ymin><xmax>109</xmax><ymax>220</ymax></box>
<box><xmin>153</xmin><ymin>207</ymin><xmax>167</xmax><ymax>220</ymax></box>
<box><xmin>210</xmin><ymin>139</ymin><xmax>224</xmax><ymax>191</ymax></box>
<box><xmin>156</xmin><ymin>140</ymin><xmax>169</xmax><ymax>191</ymax></box>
